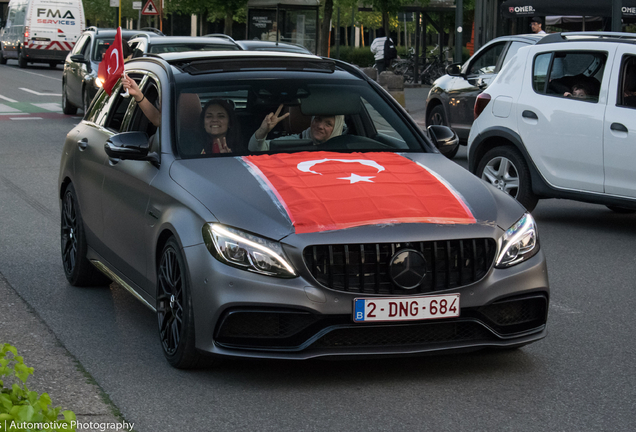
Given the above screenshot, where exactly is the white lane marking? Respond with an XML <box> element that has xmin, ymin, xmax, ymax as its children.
<box><xmin>32</xmin><ymin>102</ymin><xmax>62</xmax><ymax>112</ymax></box>
<box><xmin>0</xmin><ymin>103</ymin><xmax>21</xmax><ymax>113</ymax></box>
<box><xmin>22</xmin><ymin>70</ymin><xmax>63</xmax><ymax>82</ymax></box>
<box><xmin>0</xmin><ymin>113</ymin><xmax>29</xmax><ymax>116</ymax></box>
<box><xmin>0</xmin><ymin>95</ymin><xmax>18</xmax><ymax>103</ymax></box>
<box><xmin>11</xmin><ymin>117</ymin><xmax>43</xmax><ymax>120</ymax></box>
<box><xmin>20</xmin><ymin>88</ymin><xmax>62</xmax><ymax>96</ymax></box>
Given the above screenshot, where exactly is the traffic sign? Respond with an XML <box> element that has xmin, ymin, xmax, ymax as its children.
<box><xmin>142</xmin><ymin>0</ymin><xmax>159</xmax><ymax>15</ymax></box>
<box><xmin>133</xmin><ymin>1</ymin><xmax>142</xmax><ymax>10</ymax></box>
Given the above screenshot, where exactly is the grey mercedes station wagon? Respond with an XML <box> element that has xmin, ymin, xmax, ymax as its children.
<box><xmin>58</xmin><ymin>50</ymin><xmax>549</xmax><ymax>369</ymax></box>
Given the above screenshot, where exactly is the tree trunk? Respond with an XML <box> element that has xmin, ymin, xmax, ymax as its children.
<box><xmin>320</xmin><ymin>0</ymin><xmax>334</xmax><ymax>56</ymax></box>
<box><xmin>224</xmin><ymin>10</ymin><xmax>233</xmax><ymax>37</ymax></box>
<box><xmin>345</xmin><ymin>26</ymin><xmax>349</xmax><ymax>46</ymax></box>
<box><xmin>382</xmin><ymin>11</ymin><xmax>389</xmax><ymax>38</ymax></box>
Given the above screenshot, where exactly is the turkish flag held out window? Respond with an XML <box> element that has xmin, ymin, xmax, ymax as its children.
<box><xmin>243</xmin><ymin>151</ymin><xmax>476</xmax><ymax>234</ymax></box>
<box><xmin>97</xmin><ymin>27</ymin><xmax>124</xmax><ymax>96</ymax></box>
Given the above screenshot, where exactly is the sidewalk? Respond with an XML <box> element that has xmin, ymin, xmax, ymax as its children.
<box><xmin>0</xmin><ymin>274</ymin><xmax>130</xmax><ymax>432</ymax></box>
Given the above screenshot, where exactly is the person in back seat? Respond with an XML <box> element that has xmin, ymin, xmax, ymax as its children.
<box><xmin>249</xmin><ymin>104</ymin><xmax>345</xmax><ymax>151</ymax></box>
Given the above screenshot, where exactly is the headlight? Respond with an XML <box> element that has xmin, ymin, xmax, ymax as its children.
<box><xmin>203</xmin><ymin>223</ymin><xmax>296</xmax><ymax>278</ymax></box>
<box><xmin>94</xmin><ymin>77</ymin><xmax>103</xmax><ymax>88</ymax></box>
<box><xmin>495</xmin><ymin>213</ymin><xmax>539</xmax><ymax>268</ymax></box>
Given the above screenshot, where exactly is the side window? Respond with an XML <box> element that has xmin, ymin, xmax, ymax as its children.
<box><xmin>81</xmin><ymin>36</ymin><xmax>91</xmax><ymax>58</ymax></box>
<box><xmin>128</xmin><ymin>77</ymin><xmax>160</xmax><ymax>137</ymax></box>
<box><xmin>468</xmin><ymin>43</ymin><xmax>506</xmax><ymax>76</ymax></box>
<box><xmin>532</xmin><ymin>53</ymin><xmax>552</xmax><ymax>93</ymax></box>
<box><xmin>618</xmin><ymin>55</ymin><xmax>636</xmax><ymax>109</ymax></box>
<box><xmin>105</xmin><ymin>84</ymin><xmax>134</xmax><ymax>132</ymax></box>
<box><xmin>501</xmin><ymin>41</ymin><xmax>528</xmax><ymax>68</ymax></box>
<box><xmin>534</xmin><ymin>51</ymin><xmax>607</xmax><ymax>103</ymax></box>
<box><xmin>86</xmin><ymin>89</ymin><xmax>109</xmax><ymax>124</ymax></box>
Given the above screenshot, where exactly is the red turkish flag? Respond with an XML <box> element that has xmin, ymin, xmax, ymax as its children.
<box><xmin>243</xmin><ymin>151</ymin><xmax>476</xmax><ymax>234</ymax></box>
<box><xmin>97</xmin><ymin>27</ymin><xmax>124</xmax><ymax>96</ymax></box>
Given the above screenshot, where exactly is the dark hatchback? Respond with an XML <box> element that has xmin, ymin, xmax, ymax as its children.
<box><xmin>425</xmin><ymin>34</ymin><xmax>544</xmax><ymax>157</ymax></box>
<box><xmin>62</xmin><ymin>27</ymin><xmax>157</xmax><ymax>115</ymax></box>
<box><xmin>58</xmin><ymin>51</ymin><xmax>549</xmax><ymax>368</ymax></box>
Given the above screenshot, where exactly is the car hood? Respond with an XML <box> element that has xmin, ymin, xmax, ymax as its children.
<box><xmin>169</xmin><ymin>152</ymin><xmax>525</xmax><ymax>242</ymax></box>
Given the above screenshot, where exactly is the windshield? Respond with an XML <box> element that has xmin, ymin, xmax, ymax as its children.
<box><xmin>150</xmin><ymin>44</ymin><xmax>239</xmax><ymax>54</ymax></box>
<box><xmin>174</xmin><ymin>78</ymin><xmax>425</xmax><ymax>159</ymax></box>
<box><xmin>93</xmin><ymin>37</ymin><xmax>114</xmax><ymax>62</ymax></box>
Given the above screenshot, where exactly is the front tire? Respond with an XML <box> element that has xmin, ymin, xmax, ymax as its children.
<box><xmin>18</xmin><ymin>51</ymin><xmax>27</xmax><ymax>68</ymax></box>
<box><xmin>61</xmin><ymin>183</ymin><xmax>111</xmax><ymax>286</ymax></box>
<box><xmin>476</xmin><ymin>146</ymin><xmax>538</xmax><ymax>212</ymax></box>
<box><xmin>62</xmin><ymin>82</ymin><xmax>78</xmax><ymax>115</ymax></box>
<box><xmin>156</xmin><ymin>238</ymin><xmax>202</xmax><ymax>369</ymax></box>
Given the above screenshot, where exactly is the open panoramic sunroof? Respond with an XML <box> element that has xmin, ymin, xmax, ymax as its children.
<box><xmin>171</xmin><ymin>57</ymin><xmax>336</xmax><ymax>75</ymax></box>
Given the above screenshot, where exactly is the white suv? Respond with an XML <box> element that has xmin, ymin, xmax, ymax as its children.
<box><xmin>468</xmin><ymin>32</ymin><xmax>636</xmax><ymax>212</ymax></box>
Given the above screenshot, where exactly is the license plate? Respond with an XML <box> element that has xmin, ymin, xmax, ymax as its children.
<box><xmin>353</xmin><ymin>294</ymin><xmax>460</xmax><ymax>323</ymax></box>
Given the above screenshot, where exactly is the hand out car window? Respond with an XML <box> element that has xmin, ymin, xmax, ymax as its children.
<box><xmin>468</xmin><ymin>43</ymin><xmax>506</xmax><ymax>76</ymax></box>
<box><xmin>533</xmin><ymin>51</ymin><xmax>606</xmax><ymax>103</ymax></box>
<box><xmin>618</xmin><ymin>55</ymin><xmax>636</xmax><ymax>109</ymax></box>
<box><xmin>129</xmin><ymin>77</ymin><xmax>161</xmax><ymax>141</ymax></box>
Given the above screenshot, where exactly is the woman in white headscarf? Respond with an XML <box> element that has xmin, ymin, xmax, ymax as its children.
<box><xmin>249</xmin><ymin>104</ymin><xmax>345</xmax><ymax>151</ymax></box>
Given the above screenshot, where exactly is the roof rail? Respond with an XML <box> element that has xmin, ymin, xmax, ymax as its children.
<box><xmin>129</xmin><ymin>33</ymin><xmax>152</xmax><ymax>40</ymax></box>
<box><xmin>537</xmin><ymin>32</ymin><xmax>636</xmax><ymax>45</ymax></box>
<box><xmin>204</xmin><ymin>33</ymin><xmax>236</xmax><ymax>42</ymax></box>
<box><xmin>85</xmin><ymin>26</ymin><xmax>99</xmax><ymax>34</ymax></box>
<box><xmin>140</xmin><ymin>27</ymin><xmax>165</xmax><ymax>36</ymax></box>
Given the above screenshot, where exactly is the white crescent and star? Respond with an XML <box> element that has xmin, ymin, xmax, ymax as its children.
<box><xmin>107</xmin><ymin>49</ymin><xmax>120</xmax><ymax>75</ymax></box>
<box><xmin>297</xmin><ymin>158</ymin><xmax>385</xmax><ymax>184</ymax></box>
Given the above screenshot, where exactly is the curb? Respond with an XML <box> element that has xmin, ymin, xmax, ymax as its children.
<box><xmin>0</xmin><ymin>273</ymin><xmax>134</xmax><ymax>432</ymax></box>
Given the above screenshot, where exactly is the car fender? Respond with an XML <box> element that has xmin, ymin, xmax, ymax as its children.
<box><xmin>468</xmin><ymin>126</ymin><xmax>548</xmax><ymax>196</ymax></box>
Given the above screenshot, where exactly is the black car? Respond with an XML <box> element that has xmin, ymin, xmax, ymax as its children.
<box><xmin>58</xmin><ymin>50</ymin><xmax>548</xmax><ymax>369</ymax></box>
<box><xmin>425</xmin><ymin>34</ymin><xmax>544</xmax><ymax>157</ymax></box>
<box><xmin>61</xmin><ymin>27</ymin><xmax>157</xmax><ymax>115</ymax></box>
<box><xmin>128</xmin><ymin>35</ymin><xmax>240</xmax><ymax>58</ymax></box>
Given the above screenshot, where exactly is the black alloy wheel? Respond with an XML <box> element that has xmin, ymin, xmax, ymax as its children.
<box><xmin>62</xmin><ymin>82</ymin><xmax>78</xmax><ymax>115</ymax></box>
<box><xmin>156</xmin><ymin>238</ymin><xmax>201</xmax><ymax>369</ymax></box>
<box><xmin>61</xmin><ymin>183</ymin><xmax>110</xmax><ymax>286</ymax></box>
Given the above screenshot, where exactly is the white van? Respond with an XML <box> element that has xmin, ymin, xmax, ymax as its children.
<box><xmin>0</xmin><ymin>0</ymin><xmax>84</xmax><ymax>68</ymax></box>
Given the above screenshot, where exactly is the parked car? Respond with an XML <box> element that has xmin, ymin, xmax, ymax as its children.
<box><xmin>128</xmin><ymin>35</ymin><xmax>240</xmax><ymax>58</ymax></box>
<box><xmin>235</xmin><ymin>39</ymin><xmax>312</xmax><ymax>54</ymax></box>
<box><xmin>468</xmin><ymin>32</ymin><xmax>636</xmax><ymax>213</ymax></box>
<box><xmin>58</xmin><ymin>50</ymin><xmax>549</xmax><ymax>369</ymax></box>
<box><xmin>0</xmin><ymin>0</ymin><xmax>85</xmax><ymax>68</ymax></box>
<box><xmin>61</xmin><ymin>27</ymin><xmax>156</xmax><ymax>115</ymax></box>
<box><xmin>425</xmin><ymin>34</ymin><xmax>544</xmax><ymax>158</ymax></box>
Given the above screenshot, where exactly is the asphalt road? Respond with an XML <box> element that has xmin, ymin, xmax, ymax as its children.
<box><xmin>1</xmin><ymin>59</ymin><xmax>635</xmax><ymax>431</ymax></box>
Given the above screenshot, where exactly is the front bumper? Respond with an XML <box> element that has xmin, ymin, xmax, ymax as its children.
<box><xmin>23</xmin><ymin>47</ymin><xmax>69</xmax><ymax>62</ymax></box>
<box><xmin>184</xmin><ymin>243</ymin><xmax>549</xmax><ymax>360</ymax></box>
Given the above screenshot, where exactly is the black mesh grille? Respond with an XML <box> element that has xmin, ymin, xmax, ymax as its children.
<box><xmin>303</xmin><ymin>239</ymin><xmax>496</xmax><ymax>295</ymax></box>
<box><xmin>312</xmin><ymin>321</ymin><xmax>492</xmax><ymax>349</ymax></box>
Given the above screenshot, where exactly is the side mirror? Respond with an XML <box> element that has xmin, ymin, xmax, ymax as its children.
<box><xmin>445</xmin><ymin>63</ymin><xmax>463</xmax><ymax>77</ymax></box>
<box><xmin>70</xmin><ymin>54</ymin><xmax>89</xmax><ymax>64</ymax></box>
<box><xmin>427</xmin><ymin>125</ymin><xmax>459</xmax><ymax>157</ymax></box>
<box><xmin>105</xmin><ymin>131</ymin><xmax>158</xmax><ymax>163</ymax></box>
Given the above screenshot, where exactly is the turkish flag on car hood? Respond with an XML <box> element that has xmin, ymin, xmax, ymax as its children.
<box><xmin>97</xmin><ymin>27</ymin><xmax>124</xmax><ymax>96</ymax></box>
<box><xmin>243</xmin><ymin>151</ymin><xmax>476</xmax><ymax>234</ymax></box>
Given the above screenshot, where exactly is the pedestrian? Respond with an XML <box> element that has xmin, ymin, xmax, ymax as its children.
<box><xmin>371</xmin><ymin>28</ymin><xmax>396</xmax><ymax>74</ymax></box>
<box><xmin>530</xmin><ymin>17</ymin><xmax>546</xmax><ymax>35</ymax></box>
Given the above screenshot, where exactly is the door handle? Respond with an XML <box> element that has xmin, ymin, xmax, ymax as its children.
<box><xmin>522</xmin><ymin>110</ymin><xmax>538</xmax><ymax>120</ymax></box>
<box><xmin>77</xmin><ymin>138</ymin><xmax>88</xmax><ymax>150</ymax></box>
<box><xmin>610</xmin><ymin>123</ymin><xmax>628</xmax><ymax>133</ymax></box>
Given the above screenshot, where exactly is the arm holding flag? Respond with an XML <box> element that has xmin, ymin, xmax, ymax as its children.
<box><xmin>122</xmin><ymin>75</ymin><xmax>161</xmax><ymax>127</ymax></box>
